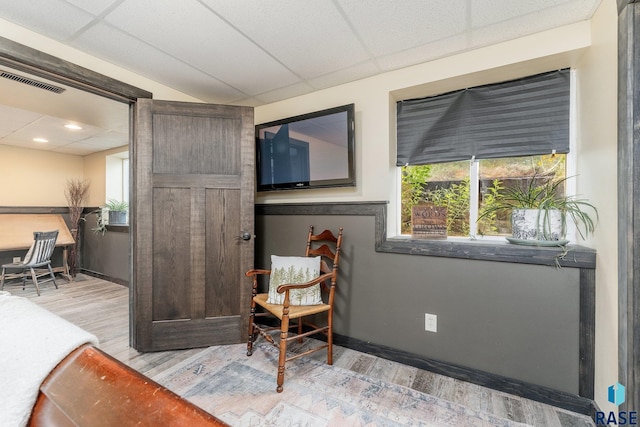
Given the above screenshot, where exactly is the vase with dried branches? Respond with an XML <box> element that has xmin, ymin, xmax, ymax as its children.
<box><xmin>65</xmin><ymin>179</ymin><xmax>90</xmax><ymax>277</ymax></box>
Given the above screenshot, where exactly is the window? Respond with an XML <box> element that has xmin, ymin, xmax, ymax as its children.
<box><xmin>105</xmin><ymin>151</ymin><xmax>129</xmax><ymax>225</ymax></box>
<box><xmin>400</xmin><ymin>154</ymin><xmax>567</xmax><ymax>238</ymax></box>
<box><xmin>397</xmin><ymin>69</ymin><xmax>573</xmax><ymax>239</ymax></box>
<box><xmin>122</xmin><ymin>157</ymin><xmax>129</xmax><ymax>204</ymax></box>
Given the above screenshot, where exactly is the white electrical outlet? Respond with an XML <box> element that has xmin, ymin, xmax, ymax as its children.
<box><xmin>12</xmin><ymin>257</ymin><xmax>21</xmax><ymax>264</ymax></box>
<box><xmin>425</xmin><ymin>313</ymin><xmax>437</xmax><ymax>333</ymax></box>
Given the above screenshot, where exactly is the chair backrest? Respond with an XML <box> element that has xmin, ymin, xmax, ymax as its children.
<box><xmin>304</xmin><ymin>225</ymin><xmax>343</xmax><ymax>285</ymax></box>
<box><xmin>23</xmin><ymin>230</ymin><xmax>59</xmax><ymax>266</ymax></box>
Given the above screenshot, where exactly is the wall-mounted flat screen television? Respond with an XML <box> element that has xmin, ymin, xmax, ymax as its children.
<box><xmin>255</xmin><ymin>104</ymin><xmax>355</xmax><ymax>192</ymax></box>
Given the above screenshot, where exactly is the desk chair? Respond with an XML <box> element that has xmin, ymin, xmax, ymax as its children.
<box><xmin>1</xmin><ymin>230</ymin><xmax>59</xmax><ymax>296</ymax></box>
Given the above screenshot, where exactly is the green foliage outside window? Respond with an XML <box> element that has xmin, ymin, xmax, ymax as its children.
<box><xmin>425</xmin><ymin>178</ymin><xmax>504</xmax><ymax>236</ymax></box>
<box><xmin>426</xmin><ymin>177</ymin><xmax>471</xmax><ymax>236</ymax></box>
<box><xmin>400</xmin><ymin>154</ymin><xmax>566</xmax><ymax>237</ymax></box>
<box><xmin>400</xmin><ymin>165</ymin><xmax>431</xmax><ymax>234</ymax></box>
<box><xmin>477</xmin><ymin>179</ymin><xmax>505</xmax><ymax>236</ymax></box>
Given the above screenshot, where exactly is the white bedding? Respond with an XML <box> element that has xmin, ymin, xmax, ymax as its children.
<box><xmin>0</xmin><ymin>291</ymin><xmax>98</xmax><ymax>427</ymax></box>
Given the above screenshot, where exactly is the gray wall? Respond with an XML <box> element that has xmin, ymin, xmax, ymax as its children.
<box><xmin>81</xmin><ymin>213</ymin><xmax>130</xmax><ymax>284</ymax></box>
<box><xmin>256</xmin><ymin>213</ymin><xmax>581</xmax><ymax>395</ymax></box>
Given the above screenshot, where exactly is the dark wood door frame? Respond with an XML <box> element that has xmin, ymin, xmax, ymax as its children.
<box><xmin>0</xmin><ymin>36</ymin><xmax>151</xmax><ymax>102</ymax></box>
<box><xmin>617</xmin><ymin>0</ymin><xmax>640</xmax><ymax>412</ymax></box>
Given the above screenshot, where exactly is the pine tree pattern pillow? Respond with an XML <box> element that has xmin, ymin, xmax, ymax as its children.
<box><xmin>266</xmin><ymin>255</ymin><xmax>322</xmax><ymax>305</ymax></box>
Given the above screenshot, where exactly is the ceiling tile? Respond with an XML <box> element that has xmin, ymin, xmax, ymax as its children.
<box><xmin>253</xmin><ymin>81</ymin><xmax>315</xmax><ymax>105</ymax></box>
<box><xmin>77</xmin><ymin>131</ymin><xmax>127</xmax><ymax>148</ymax></box>
<box><xmin>0</xmin><ymin>105</ymin><xmax>42</xmax><ymax>132</ymax></box>
<box><xmin>376</xmin><ymin>33</ymin><xmax>469</xmax><ymax>72</ymax></box>
<box><xmin>307</xmin><ymin>60</ymin><xmax>380</xmax><ymax>91</ymax></box>
<box><xmin>0</xmin><ymin>139</ymin><xmax>51</xmax><ymax>151</ymax></box>
<box><xmin>7</xmin><ymin>116</ymin><xmax>98</xmax><ymax>145</ymax></box>
<box><xmin>336</xmin><ymin>0</ymin><xmax>468</xmax><ymax>56</ymax></box>
<box><xmin>202</xmin><ymin>0</ymin><xmax>371</xmax><ymax>79</ymax></box>
<box><xmin>52</xmin><ymin>144</ymin><xmax>96</xmax><ymax>155</ymax></box>
<box><xmin>64</xmin><ymin>0</ymin><xmax>121</xmax><ymax>16</ymax></box>
<box><xmin>0</xmin><ymin>0</ymin><xmax>95</xmax><ymax>40</ymax></box>
<box><xmin>472</xmin><ymin>0</ymin><xmax>574</xmax><ymax>28</ymax></box>
<box><xmin>470</xmin><ymin>1</ymin><xmax>593</xmax><ymax>48</ymax></box>
<box><xmin>228</xmin><ymin>97</ymin><xmax>263</xmax><ymax>108</ymax></box>
<box><xmin>102</xmin><ymin>0</ymin><xmax>300</xmax><ymax>95</ymax></box>
<box><xmin>71</xmin><ymin>22</ymin><xmax>246</xmax><ymax>103</ymax></box>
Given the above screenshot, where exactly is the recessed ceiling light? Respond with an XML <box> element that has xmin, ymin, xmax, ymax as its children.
<box><xmin>33</xmin><ymin>137</ymin><xmax>48</xmax><ymax>143</ymax></box>
<box><xmin>64</xmin><ymin>124</ymin><xmax>83</xmax><ymax>130</ymax></box>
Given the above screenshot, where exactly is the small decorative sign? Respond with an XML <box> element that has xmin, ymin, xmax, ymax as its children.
<box><xmin>411</xmin><ymin>204</ymin><xmax>447</xmax><ymax>239</ymax></box>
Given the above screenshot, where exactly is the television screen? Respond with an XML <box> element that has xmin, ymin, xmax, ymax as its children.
<box><xmin>255</xmin><ymin>104</ymin><xmax>355</xmax><ymax>192</ymax></box>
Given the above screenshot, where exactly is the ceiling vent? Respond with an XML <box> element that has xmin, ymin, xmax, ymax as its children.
<box><xmin>0</xmin><ymin>70</ymin><xmax>65</xmax><ymax>94</ymax></box>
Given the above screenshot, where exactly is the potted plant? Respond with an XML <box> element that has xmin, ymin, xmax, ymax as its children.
<box><xmin>478</xmin><ymin>175</ymin><xmax>598</xmax><ymax>244</ymax></box>
<box><xmin>105</xmin><ymin>199</ymin><xmax>128</xmax><ymax>225</ymax></box>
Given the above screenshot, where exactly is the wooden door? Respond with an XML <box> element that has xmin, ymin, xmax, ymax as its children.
<box><xmin>131</xmin><ymin>99</ymin><xmax>254</xmax><ymax>352</ymax></box>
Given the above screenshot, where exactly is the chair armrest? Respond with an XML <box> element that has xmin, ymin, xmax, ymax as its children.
<box><xmin>276</xmin><ymin>272</ymin><xmax>334</xmax><ymax>293</ymax></box>
<box><xmin>245</xmin><ymin>269</ymin><xmax>271</xmax><ymax>277</ymax></box>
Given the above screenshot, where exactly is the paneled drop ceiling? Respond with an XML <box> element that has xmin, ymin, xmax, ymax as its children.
<box><xmin>0</xmin><ymin>67</ymin><xmax>129</xmax><ymax>156</ymax></box>
<box><xmin>0</xmin><ymin>0</ymin><xmax>602</xmax><ymax>156</ymax></box>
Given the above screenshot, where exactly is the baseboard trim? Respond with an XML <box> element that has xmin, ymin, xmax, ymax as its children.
<box><xmin>79</xmin><ymin>269</ymin><xmax>129</xmax><ymax>288</ymax></box>
<box><xmin>332</xmin><ymin>333</ymin><xmax>596</xmax><ymax>417</ymax></box>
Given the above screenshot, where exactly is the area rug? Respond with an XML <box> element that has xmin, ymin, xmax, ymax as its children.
<box><xmin>153</xmin><ymin>343</ymin><xmax>528</xmax><ymax>427</ymax></box>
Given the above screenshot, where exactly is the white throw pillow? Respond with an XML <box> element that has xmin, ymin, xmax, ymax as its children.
<box><xmin>266</xmin><ymin>255</ymin><xmax>322</xmax><ymax>305</ymax></box>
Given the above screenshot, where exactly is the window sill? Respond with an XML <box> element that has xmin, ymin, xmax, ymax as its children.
<box><xmin>105</xmin><ymin>224</ymin><xmax>129</xmax><ymax>233</ymax></box>
<box><xmin>379</xmin><ymin>236</ymin><xmax>596</xmax><ymax>269</ymax></box>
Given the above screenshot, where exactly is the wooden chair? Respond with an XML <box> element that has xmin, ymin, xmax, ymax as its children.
<box><xmin>1</xmin><ymin>230</ymin><xmax>59</xmax><ymax>296</ymax></box>
<box><xmin>246</xmin><ymin>226</ymin><xmax>344</xmax><ymax>392</ymax></box>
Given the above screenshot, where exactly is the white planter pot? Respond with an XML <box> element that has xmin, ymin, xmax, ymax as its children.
<box><xmin>511</xmin><ymin>208</ymin><xmax>564</xmax><ymax>241</ymax></box>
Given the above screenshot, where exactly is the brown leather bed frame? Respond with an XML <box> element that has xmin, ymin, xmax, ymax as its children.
<box><xmin>28</xmin><ymin>344</ymin><xmax>228</xmax><ymax>427</ymax></box>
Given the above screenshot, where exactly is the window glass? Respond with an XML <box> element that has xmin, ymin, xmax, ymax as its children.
<box><xmin>400</xmin><ymin>154</ymin><xmax>566</xmax><ymax>238</ymax></box>
<box><xmin>105</xmin><ymin>151</ymin><xmax>129</xmax><ymax>225</ymax></box>
<box><xmin>122</xmin><ymin>158</ymin><xmax>129</xmax><ymax>204</ymax></box>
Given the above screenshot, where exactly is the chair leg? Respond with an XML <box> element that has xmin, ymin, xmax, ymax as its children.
<box><xmin>247</xmin><ymin>301</ymin><xmax>256</xmax><ymax>356</ymax></box>
<box><xmin>327</xmin><ymin>309</ymin><xmax>333</xmax><ymax>365</ymax></box>
<box><xmin>47</xmin><ymin>264</ymin><xmax>58</xmax><ymax>289</ymax></box>
<box><xmin>297</xmin><ymin>319</ymin><xmax>303</xmax><ymax>343</ymax></box>
<box><xmin>29</xmin><ymin>267</ymin><xmax>40</xmax><ymax>296</ymax></box>
<box><xmin>277</xmin><ymin>314</ymin><xmax>290</xmax><ymax>393</ymax></box>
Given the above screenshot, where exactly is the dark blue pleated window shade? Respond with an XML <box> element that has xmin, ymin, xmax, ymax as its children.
<box><xmin>396</xmin><ymin>69</ymin><xmax>571</xmax><ymax>166</ymax></box>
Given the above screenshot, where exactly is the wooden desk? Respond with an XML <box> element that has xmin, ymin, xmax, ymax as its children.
<box><xmin>0</xmin><ymin>214</ymin><xmax>74</xmax><ymax>279</ymax></box>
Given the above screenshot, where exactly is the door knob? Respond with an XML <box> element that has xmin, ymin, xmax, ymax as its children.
<box><xmin>240</xmin><ymin>232</ymin><xmax>252</xmax><ymax>241</ymax></box>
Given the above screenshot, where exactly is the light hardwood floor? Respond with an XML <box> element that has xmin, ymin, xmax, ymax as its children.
<box><xmin>16</xmin><ymin>275</ymin><xmax>594</xmax><ymax>426</ymax></box>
